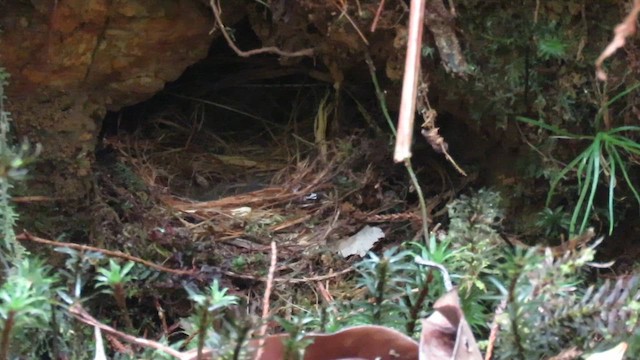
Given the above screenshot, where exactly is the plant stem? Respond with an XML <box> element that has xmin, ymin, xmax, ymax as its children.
<box><xmin>406</xmin><ymin>270</ymin><xmax>432</xmax><ymax>334</ymax></box>
<box><xmin>196</xmin><ymin>305</ymin><xmax>209</xmax><ymax>360</ymax></box>
<box><xmin>0</xmin><ymin>178</ymin><xmax>18</xmax><ymax>268</ymax></box>
<box><xmin>318</xmin><ymin>306</ymin><xmax>327</xmax><ymax>333</ymax></box>
<box><xmin>365</xmin><ymin>51</ymin><xmax>431</xmax><ymax>242</ymax></box>
<box><xmin>508</xmin><ymin>272</ymin><xmax>526</xmax><ymax>360</ymax></box>
<box><xmin>50</xmin><ymin>304</ymin><xmax>62</xmax><ymax>359</ymax></box>
<box><xmin>373</xmin><ymin>259</ymin><xmax>389</xmax><ymax>324</ymax></box>
<box><xmin>364</xmin><ymin>52</ymin><xmax>397</xmax><ymax>137</ymax></box>
<box><xmin>232</xmin><ymin>322</ymin><xmax>251</xmax><ymax>360</ymax></box>
<box><xmin>404</xmin><ymin>158</ymin><xmax>430</xmax><ymax>241</ymax></box>
<box><xmin>0</xmin><ymin>310</ymin><xmax>15</xmax><ymax>360</ymax></box>
<box><xmin>114</xmin><ymin>284</ymin><xmax>134</xmax><ymax>330</ymax></box>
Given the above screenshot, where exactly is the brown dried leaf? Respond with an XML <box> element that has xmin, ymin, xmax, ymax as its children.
<box><xmin>192</xmin><ymin>291</ymin><xmax>482</xmax><ymax>360</ymax></box>
<box><xmin>420</xmin><ymin>289</ymin><xmax>482</xmax><ymax>360</ymax></box>
<box><xmin>421</xmin><ymin>127</ymin><xmax>448</xmax><ymax>154</ymax></box>
<box><xmin>584</xmin><ymin>342</ymin><xmax>627</xmax><ymax>360</ymax></box>
<box><xmin>547</xmin><ymin>347</ymin><xmax>583</xmax><ymax>360</ymax></box>
<box><xmin>251</xmin><ymin>325</ymin><xmax>419</xmax><ymax>360</ymax></box>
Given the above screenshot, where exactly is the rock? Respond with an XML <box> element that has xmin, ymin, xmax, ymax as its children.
<box><xmin>0</xmin><ymin>0</ymin><xmax>235</xmax><ymax>200</ymax></box>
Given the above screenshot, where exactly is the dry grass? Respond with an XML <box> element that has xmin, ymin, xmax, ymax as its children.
<box><xmin>98</xmin><ymin>94</ymin><xmax>445</xmax><ymax>322</ymax></box>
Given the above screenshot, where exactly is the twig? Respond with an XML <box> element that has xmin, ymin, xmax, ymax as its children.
<box><xmin>446</xmin><ymin>0</ymin><xmax>457</xmax><ymax>17</ymax></box>
<box><xmin>155</xmin><ymin>299</ymin><xmax>170</xmax><ymax>337</ymax></box>
<box><xmin>354</xmin><ymin>0</ymin><xmax>363</xmax><ymax>15</ymax></box>
<box><xmin>221</xmin><ymin>266</ymin><xmax>354</xmax><ymax>284</ymax></box>
<box><xmin>370</xmin><ymin>0</ymin><xmax>386</xmax><ymax>32</ymax></box>
<box><xmin>18</xmin><ymin>232</ymin><xmax>353</xmax><ymax>284</ymax></box>
<box><xmin>167</xmin><ymin>93</ymin><xmax>270</xmax><ymax>123</ymax></box>
<box><xmin>394</xmin><ymin>0</ymin><xmax>426</xmax><ymax>162</ymax></box>
<box><xmin>105</xmin><ymin>333</ymin><xmax>133</xmax><ymax>356</ymax></box>
<box><xmin>440</xmin><ymin>146</ymin><xmax>467</xmax><ymax>176</ymax></box>
<box><xmin>69</xmin><ymin>304</ymin><xmax>194</xmax><ymax>360</ymax></box>
<box><xmin>253</xmin><ymin>241</ymin><xmax>277</xmax><ymax>360</ymax></box>
<box><xmin>11</xmin><ymin>196</ymin><xmax>58</xmax><ymax>203</ymax></box>
<box><xmin>94</xmin><ymin>328</ymin><xmax>107</xmax><ymax>360</ymax></box>
<box><xmin>515</xmin><ymin>121</ymin><xmax>566</xmax><ymax>168</ymax></box>
<box><xmin>316</xmin><ymin>207</ymin><xmax>341</xmax><ymax>245</ymax></box>
<box><xmin>210</xmin><ymin>0</ymin><xmax>314</xmax><ymax>58</ymax></box>
<box><xmin>484</xmin><ymin>299</ymin><xmax>507</xmax><ymax>360</ymax></box>
<box><xmin>316</xmin><ymin>281</ymin><xmax>335</xmax><ymax>304</ymax></box>
<box><xmin>595</xmin><ymin>0</ymin><xmax>640</xmax><ymax>81</ymax></box>
<box><xmin>333</xmin><ymin>1</ymin><xmax>369</xmax><ymax>45</ymax></box>
<box><xmin>17</xmin><ymin>232</ymin><xmax>199</xmax><ymax>277</ymax></box>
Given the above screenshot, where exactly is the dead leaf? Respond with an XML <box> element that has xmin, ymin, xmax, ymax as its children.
<box><xmin>420</xmin><ymin>289</ymin><xmax>482</xmax><ymax>360</ymax></box>
<box><xmin>546</xmin><ymin>347</ymin><xmax>582</xmax><ymax>360</ymax></box>
<box><xmin>584</xmin><ymin>342</ymin><xmax>628</xmax><ymax>360</ymax></box>
<box><xmin>230</xmin><ymin>206</ymin><xmax>252</xmax><ymax>217</ymax></box>
<box><xmin>251</xmin><ymin>325</ymin><xmax>419</xmax><ymax>360</ymax></box>
<box><xmin>94</xmin><ymin>327</ymin><xmax>107</xmax><ymax>360</ymax></box>
<box><xmin>421</xmin><ymin>127</ymin><xmax>448</xmax><ymax>154</ymax></box>
<box><xmin>189</xmin><ymin>289</ymin><xmax>483</xmax><ymax>360</ymax></box>
<box><xmin>336</xmin><ymin>226</ymin><xmax>385</xmax><ymax>257</ymax></box>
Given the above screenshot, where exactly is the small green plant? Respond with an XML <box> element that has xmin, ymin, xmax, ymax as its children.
<box><xmin>0</xmin><ymin>68</ymin><xmax>59</xmax><ymax>359</ymax></box>
<box><xmin>446</xmin><ymin>189</ymin><xmax>504</xmax><ymax>292</ymax></box>
<box><xmin>231</xmin><ymin>255</ymin><xmax>247</xmax><ymax>272</ymax></box>
<box><xmin>438</xmin><ymin>189</ymin><xmax>507</xmax><ymax>329</ymax></box>
<box><xmin>536</xmin><ymin>36</ymin><xmax>568</xmax><ymax>60</ymax></box>
<box><xmin>0</xmin><ymin>68</ymin><xmax>39</xmax><ymax>264</ymax></box>
<box><xmin>95</xmin><ymin>259</ymin><xmax>136</xmax><ymax>329</ymax></box>
<box><xmin>274</xmin><ymin>315</ymin><xmax>316</xmax><ymax>360</ymax></box>
<box><xmin>0</xmin><ymin>258</ymin><xmax>57</xmax><ymax>358</ymax></box>
<box><xmin>310</xmin><ymin>191</ymin><xmax>509</xmax><ymax>335</ymax></box>
<box><xmin>404</xmin><ymin>236</ymin><xmax>455</xmax><ymax>333</ymax></box>
<box><xmin>56</xmin><ymin>248</ymin><xmax>104</xmax><ymax>300</ymax></box>
<box><xmin>495</xmin><ymin>242</ymin><xmax>640</xmax><ymax>359</ymax></box>
<box><xmin>356</xmin><ymin>248</ymin><xmax>414</xmax><ymax>327</ymax></box>
<box><xmin>535</xmin><ymin>206</ymin><xmax>571</xmax><ymax>237</ymax></box>
<box><xmin>184</xmin><ymin>279</ymin><xmax>238</xmax><ymax>359</ymax></box>
<box><xmin>518</xmin><ymin>84</ymin><xmax>640</xmax><ymax>235</ymax></box>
